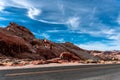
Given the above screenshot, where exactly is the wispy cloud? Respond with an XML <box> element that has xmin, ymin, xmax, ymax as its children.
<box><xmin>0</xmin><ymin>17</ymin><xmax>8</xmax><ymax>20</ymax></box>
<box><xmin>40</xmin><ymin>33</ymin><xmax>50</xmax><ymax>39</ymax></box>
<box><xmin>0</xmin><ymin>0</ymin><xmax>120</xmax><ymax>50</ymax></box>
<box><xmin>0</xmin><ymin>2</ymin><xmax>4</xmax><ymax>11</ymax></box>
<box><xmin>0</xmin><ymin>0</ymin><xmax>41</xmax><ymax>20</ymax></box>
<box><xmin>46</xmin><ymin>30</ymin><xmax>65</xmax><ymax>33</ymax></box>
<box><xmin>33</xmin><ymin>32</ymin><xmax>50</xmax><ymax>39</ymax></box>
<box><xmin>12</xmin><ymin>0</ymin><xmax>42</xmax><ymax>20</ymax></box>
<box><xmin>77</xmin><ymin>41</ymin><xmax>120</xmax><ymax>51</ymax></box>
<box><xmin>66</xmin><ymin>17</ymin><xmax>80</xmax><ymax>30</ymax></box>
<box><xmin>56</xmin><ymin>38</ymin><xmax>65</xmax><ymax>43</ymax></box>
<box><xmin>108</xmin><ymin>34</ymin><xmax>120</xmax><ymax>40</ymax></box>
<box><xmin>117</xmin><ymin>14</ymin><xmax>120</xmax><ymax>25</ymax></box>
<box><xmin>28</xmin><ymin>8</ymin><xmax>41</xmax><ymax>19</ymax></box>
<box><xmin>38</xmin><ymin>19</ymin><xmax>65</xmax><ymax>24</ymax></box>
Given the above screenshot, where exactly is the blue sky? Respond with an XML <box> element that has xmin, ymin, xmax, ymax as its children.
<box><xmin>0</xmin><ymin>0</ymin><xmax>120</xmax><ymax>50</ymax></box>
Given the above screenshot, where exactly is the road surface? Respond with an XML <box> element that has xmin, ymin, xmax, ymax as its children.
<box><xmin>0</xmin><ymin>64</ymin><xmax>120</xmax><ymax>80</ymax></box>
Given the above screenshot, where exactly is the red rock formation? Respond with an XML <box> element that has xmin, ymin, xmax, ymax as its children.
<box><xmin>5</xmin><ymin>22</ymin><xmax>35</xmax><ymax>42</ymax></box>
<box><xmin>0</xmin><ymin>22</ymin><xmax>99</xmax><ymax>61</ymax></box>
<box><xmin>89</xmin><ymin>50</ymin><xmax>120</xmax><ymax>61</ymax></box>
<box><xmin>0</xmin><ymin>31</ymin><xmax>30</xmax><ymax>56</ymax></box>
<box><xmin>60</xmin><ymin>52</ymin><xmax>80</xmax><ymax>61</ymax></box>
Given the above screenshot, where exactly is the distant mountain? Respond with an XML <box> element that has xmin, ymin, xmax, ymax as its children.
<box><xmin>0</xmin><ymin>22</ymin><xmax>100</xmax><ymax>61</ymax></box>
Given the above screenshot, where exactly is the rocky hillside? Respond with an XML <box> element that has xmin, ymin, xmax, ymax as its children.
<box><xmin>89</xmin><ymin>50</ymin><xmax>120</xmax><ymax>61</ymax></box>
<box><xmin>0</xmin><ymin>22</ymin><xmax>99</xmax><ymax>62</ymax></box>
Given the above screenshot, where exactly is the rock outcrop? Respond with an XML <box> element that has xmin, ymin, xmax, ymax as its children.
<box><xmin>60</xmin><ymin>52</ymin><xmax>80</xmax><ymax>61</ymax></box>
<box><xmin>0</xmin><ymin>22</ymin><xmax>99</xmax><ymax>62</ymax></box>
<box><xmin>5</xmin><ymin>22</ymin><xmax>35</xmax><ymax>42</ymax></box>
<box><xmin>89</xmin><ymin>50</ymin><xmax>120</xmax><ymax>61</ymax></box>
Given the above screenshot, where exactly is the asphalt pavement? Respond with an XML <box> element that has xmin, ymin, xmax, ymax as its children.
<box><xmin>0</xmin><ymin>64</ymin><xmax>120</xmax><ymax>80</ymax></box>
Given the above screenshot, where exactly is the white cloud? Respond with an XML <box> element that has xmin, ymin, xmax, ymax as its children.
<box><xmin>0</xmin><ymin>0</ymin><xmax>120</xmax><ymax>51</ymax></box>
<box><xmin>57</xmin><ymin>38</ymin><xmax>65</xmax><ymax>43</ymax></box>
<box><xmin>57</xmin><ymin>1</ymin><xmax>65</xmax><ymax>15</ymax></box>
<box><xmin>72</xmin><ymin>27</ymin><xmax>116</xmax><ymax>38</ymax></box>
<box><xmin>77</xmin><ymin>41</ymin><xmax>120</xmax><ymax>51</ymax></box>
<box><xmin>38</xmin><ymin>19</ymin><xmax>65</xmax><ymax>24</ymax></box>
<box><xmin>102</xmin><ymin>29</ymin><xmax>120</xmax><ymax>41</ymax></box>
<box><xmin>67</xmin><ymin>17</ymin><xmax>80</xmax><ymax>30</ymax></box>
<box><xmin>11</xmin><ymin>0</ymin><xmax>31</xmax><ymax>7</ymax></box>
<box><xmin>40</xmin><ymin>33</ymin><xmax>50</xmax><ymax>39</ymax></box>
<box><xmin>102</xmin><ymin>29</ymin><xmax>115</xmax><ymax>35</ymax></box>
<box><xmin>0</xmin><ymin>0</ymin><xmax>42</xmax><ymax>20</ymax></box>
<box><xmin>108</xmin><ymin>34</ymin><xmax>120</xmax><ymax>40</ymax></box>
<box><xmin>46</xmin><ymin>30</ymin><xmax>64</xmax><ymax>33</ymax></box>
<box><xmin>11</xmin><ymin>0</ymin><xmax>42</xmax><ymax>20</ymax></box>
<box><xmin>117</xmin><ymin>14</ymin><xmax>120</xmax><ymax>25</ymax></box>
<box><xmin>0</xmin><ymin>17</ymin><xmax>7</xmax><ymax>20</ymax></box>
<box><xmin>0</xmin><ymin>0</ymin><xmax>30</xmax><ymax>10</ymax></box>
<box><xmin>33</xmin><ymin>32</ymin><xmax>50</xmax><ymax>39</ymax></box>
<box><xmin>0</xmin><ymin>2</ymin><xmax>4</xmax><ymax>11</ymax></box>
<box><xmin>28</xmin><ymin>8</ymin><xmax>41</xmax><ymax>19</ymax></box>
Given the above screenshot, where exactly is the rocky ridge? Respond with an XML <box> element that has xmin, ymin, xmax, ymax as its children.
<box><xmin>89</xmin><ymin>50</ymin><xmax>120</xmax><ymax>61</ymax></box>
<box><xmin>0</xmin><ymin>22</ymin><xmax>119</xmax><ymax>66</ymax></box>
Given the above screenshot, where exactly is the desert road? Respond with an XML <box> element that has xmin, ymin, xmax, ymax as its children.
<box><xmin>0</xmin><ymin>64</ymin><xmax>120</xmax><ymax>80</ymax></box>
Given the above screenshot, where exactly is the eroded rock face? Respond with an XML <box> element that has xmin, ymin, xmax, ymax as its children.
<box><xmin>89</xmin><ymin>50</ymin><xmax>120</xmax><ymax>61</ymax></box>
<box><xmin>0</xmin><ymin>22</ymin><xmax>99</xmax><ymax>61</ymax></box>
<box><xmin>0</xmin><ymin>31</ymin><xmax>30</xmax><ymax>57</ymax></box>
<box><xmin>5</xmin><ymin>22</ymin><xmax>35</xmax><ymax>42</ymax></box>
<box><xmin>60</xmin><ymin>52</ymin><xmax>80</xmax><ymax>61</ymax></box>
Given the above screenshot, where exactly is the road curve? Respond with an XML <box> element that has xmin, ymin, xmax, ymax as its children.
<box><xmin>0</xmin><ymin>64</ymin><xmax>120</xmax><ymax>80</ymax></box>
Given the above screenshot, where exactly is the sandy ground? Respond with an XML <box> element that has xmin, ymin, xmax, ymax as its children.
<box><xmin>0</xmin><ymin>62</ymin><xmax>119</xmax><ymax>70</ymax></box>
<box><xmin>0</xmin><ymin>63</ymin><xmax>89</xmax><ymax>70</ymax></box>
